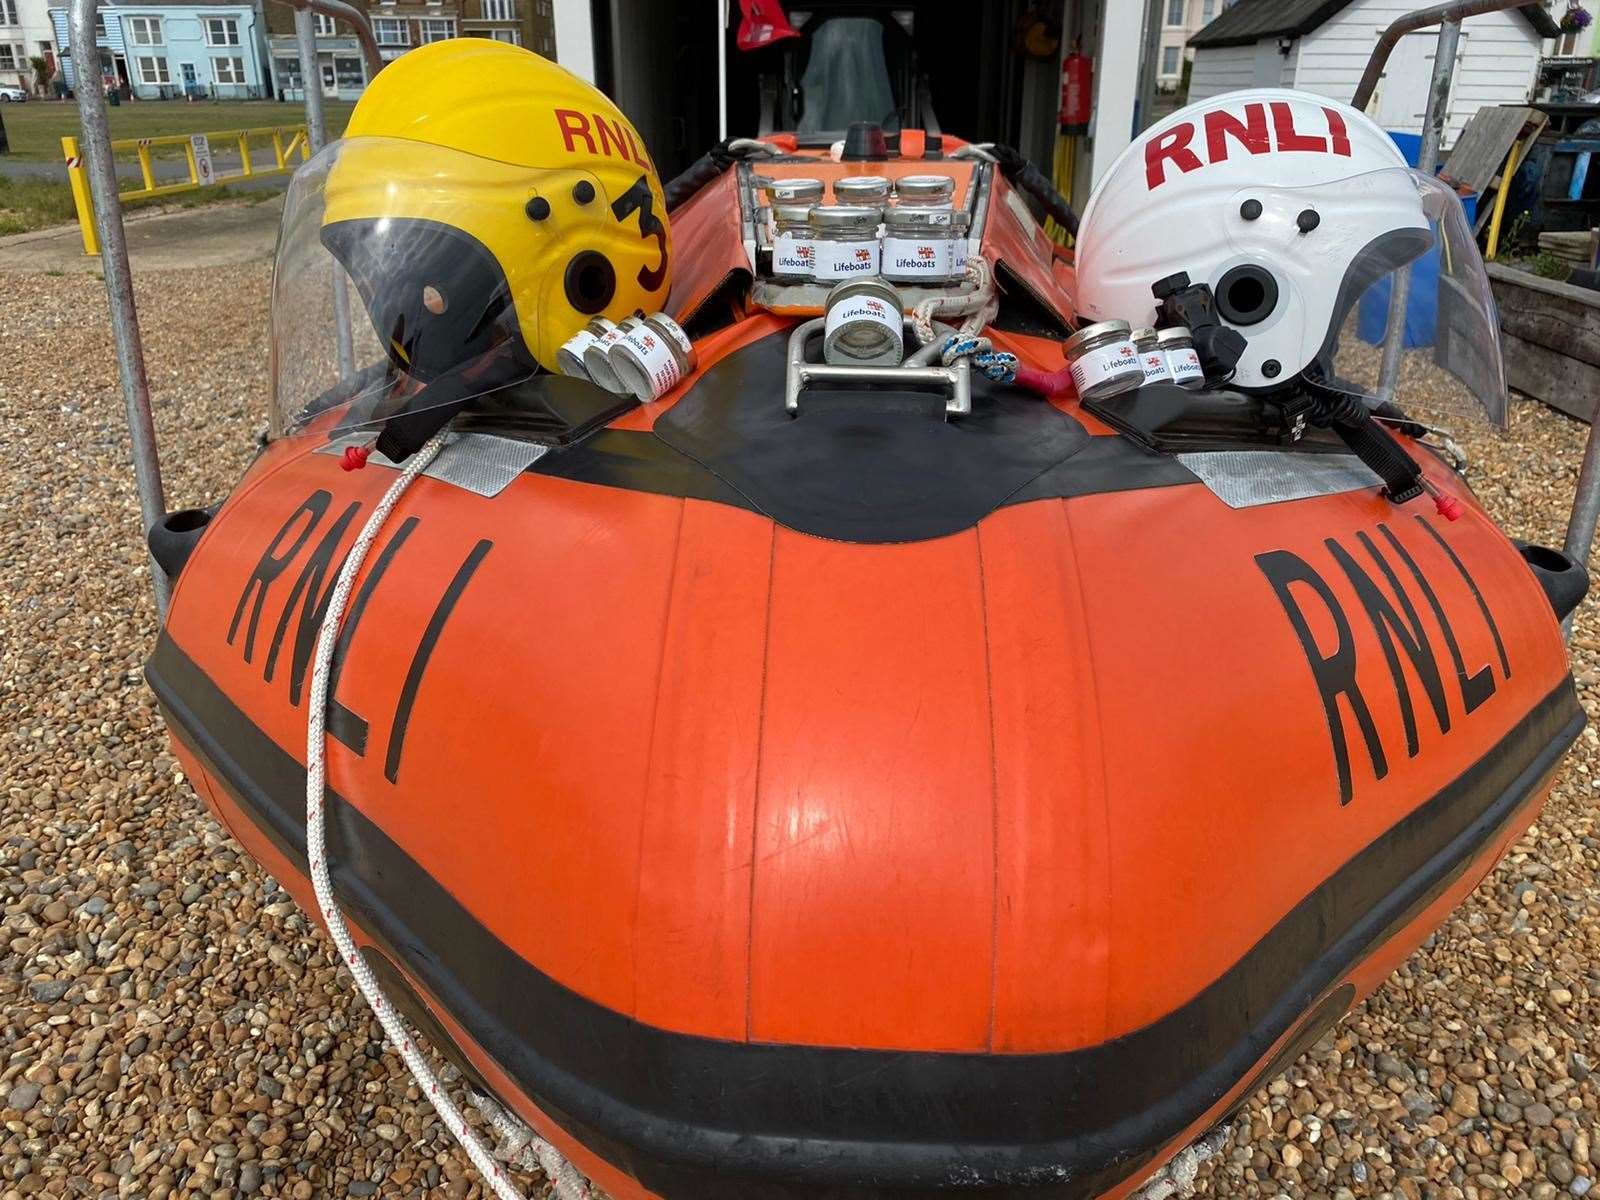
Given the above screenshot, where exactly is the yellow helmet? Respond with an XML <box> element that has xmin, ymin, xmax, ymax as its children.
<box><xmin>319</xmin><ymin>39</ymin><xmax>671</xmax><ymax>380</ymax></box>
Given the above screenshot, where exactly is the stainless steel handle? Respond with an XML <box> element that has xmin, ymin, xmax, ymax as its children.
<box><xmin>784</xmin><ymin>319</ymin><xmax>972</xmax><ymax>419</ymax></box>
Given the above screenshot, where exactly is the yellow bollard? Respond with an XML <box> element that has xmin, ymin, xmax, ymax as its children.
<box><xmin>135</xmin><ymin>141</ymin><xmax>156</xmax><ymax>192</ymax></box>
<box><xmin>61</xmin><ymin>135</ymin><xmax>100</xmax><ymax>257</ymax></box>
<box><xmin>1484</xmin><ymin>134</ymin><xmax>1526</xmax><ymax>263</ymax></box>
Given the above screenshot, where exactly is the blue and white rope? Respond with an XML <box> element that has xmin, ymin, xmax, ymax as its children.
<box><xmin>940</xmin><ymin>333</ymin><xmax>1018</xmax><ymax>384</ymax></box>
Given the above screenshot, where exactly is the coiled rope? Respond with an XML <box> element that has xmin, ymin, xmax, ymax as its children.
<box><xmin>305</xmin><ymin>429</ymin><xmax>590</xmax><ymax>1200</ymax></box>
<box><xmin>910</xmin><ymin>255</ymin><xmax>1017</xmax><ymax>383</ymax></box>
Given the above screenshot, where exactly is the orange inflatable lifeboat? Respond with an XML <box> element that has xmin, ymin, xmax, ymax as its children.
<box><xmin>144</xmin><ymin>44</ymin><xmax>1589</xmax><ymax>1200</ymax></box>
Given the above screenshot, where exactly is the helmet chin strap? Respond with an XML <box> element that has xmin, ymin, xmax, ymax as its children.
<box><xmin>1298</xmin><ymin>362</ymin><xmax>1460</xmax><ymax>519</ymax></box>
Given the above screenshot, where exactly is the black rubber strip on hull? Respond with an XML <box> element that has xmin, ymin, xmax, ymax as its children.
<box><xmin>145</xmin><ymin>632</ymin><xmax>1583</xmax><ymax>1199</ymax></box>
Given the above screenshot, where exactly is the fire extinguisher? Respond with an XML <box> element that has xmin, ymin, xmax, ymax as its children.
<box><xmin>1060</xmin><ymin>47</ymin><xmax>1092</xmax><ymax>135</ymax></box>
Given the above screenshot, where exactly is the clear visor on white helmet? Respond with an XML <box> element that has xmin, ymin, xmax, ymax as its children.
<box><xmin>1221</xmin><ymin>167</ymin><xmax>1506</xmax><ymax>428</ymax></box>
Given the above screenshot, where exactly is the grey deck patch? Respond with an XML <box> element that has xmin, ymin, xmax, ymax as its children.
<box><xmin>318</xmin><ymin>432</ymin><xmax>548</xmax><ymax>498</ymax></box>
<box><xmin>1178</xmin><ymin>450</ymin><xmax>1380</xmax><ymax>508</ymax></box>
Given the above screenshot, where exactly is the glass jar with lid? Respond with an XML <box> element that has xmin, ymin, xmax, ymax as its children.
<box><xmin>948</xmin><ymin>211</ymin><xmax>972</xmax><ymax>280</ymax></box>
<box><xmin>756</xmin><ymin>177</ymin><xmax>823</xmax><ymax>234</ymax></box>
<box><xmin>894</xmin><ymin>174</ymin><xmax>957</xmax><ymax>207</ymax></box>
<box><xmin>1063</xmin><ymin>320</ymin><xmax>1143</xmax><ymax>401</ymax></box>
<box><xmin>609</xmin><ymin>312</ymin><xmax>698</xmax><ymax>403</ymax></box>
<box><xmin>812</xmin><ymin>205</ymin><xmax>882</xmax><ymax>280</ymax></box>
<box><xmin>1157</xmin><ymin>327</ymin><xmax>1205</xmax><ymax>389</ymax></box>
<box><xmin>881</xmin><ymin>206</ymin><xmax>956</xmax><ymax>284</ymax></box>
<box><xmin>823</xmin><ymin>278</ymin><xmax>904</xmax><ymax>366</ymax></box>
<box><xmin>557</xmin><ymin>316</ymin><xmax>620</xmax><ymax>383</ymax></box>
<box><xmin>771</xmin><ymin>203</ymin><xmax>816</xmax><ymax>282</ymax></box>
<box><xmin>833</xmin><ymin>175</ymin><xmax>891</xmax><ymax>205</ymax></box>
<box><xmin>1131</xmin><ymin>327</ymin><xmax>1172</xmax><ymax>385</ymax></box>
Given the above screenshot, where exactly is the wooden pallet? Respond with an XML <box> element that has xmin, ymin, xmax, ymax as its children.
<box><xmin>1537</xmin><ymin>229</ymin><xmax>1600</xmax><ymax>266</ymax></box>
<box><xmin>1440</xmin><ymin>105</ymin><xmax>1548</xmax><ymax>239</ymax></box>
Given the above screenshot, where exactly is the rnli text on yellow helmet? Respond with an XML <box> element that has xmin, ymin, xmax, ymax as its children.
<box><xmin>320</xmin><ymin>38</ymin><xmax>671</xmax><ymax>379</ymax></box>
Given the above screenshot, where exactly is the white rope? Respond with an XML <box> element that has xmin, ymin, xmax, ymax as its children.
<box><xmin>910</xmin><ymin>254</ymin><xmax>1000</xmax><ymax>346</ymax></box>
<box><xmin>304</xmin><ymin>429</ymin><xmax>590</xmax><ymax>1200</ymax></box>
<box><xmin>910</xmin><ymin>256</ymin><xmax>1016</xmax><ymax>383</ymax></box>
<box><xmin>1131</xmin><ymin>1123</ymin><xmax>1233</xmax><ymax>1200</ymax></box>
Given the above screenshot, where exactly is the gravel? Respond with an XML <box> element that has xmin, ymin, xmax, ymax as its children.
<box><xmin>3</xmin><ymin>266</ymin><xmax>1599</xmax><ymax>1200</ymax></box>
<box><xmin>1</xmin><ymin>265</ymin><xmax>549</xmax><ymax>1200</ymax></box>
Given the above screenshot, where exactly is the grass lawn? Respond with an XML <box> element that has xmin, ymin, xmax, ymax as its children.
<box><xmin>0</xmin><ymin>97</ymin><xmax>356</xmax><ymax>162</ymax></box>
<box><xmin>0</xmin><ymin>171</ymin><xmax>276</xmax><ymax>236</ymax></box>
<box><xmin>0</xmin><ymin>98</ymin><xmax>353</xmax><ymax>235</ymax></box>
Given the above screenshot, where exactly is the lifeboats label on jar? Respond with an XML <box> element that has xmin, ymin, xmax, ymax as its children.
<box><xmin>815</xmin><ymin>239</ymin><xmax>881</xmax><ymax>280</ymax></box>
<box><xmin>824</xmin><ymin>293</ymin><xmax>902</xmax><ymax>351</ymax></box>
<box><xmin>883</xmin><ymin>235</ymin><xmax>952</xmax><ymax>279</ymax></box>
<box><xmin>558</xmin><ymin>328</ymin><xmax>601</xmax><ymax>377</ymax></box>
<box><xmin>1167</xmin><ymin>347</ymin><xmax>1204</xmax><ymax>385</ymax></box>
<box><xmin>1069</xmin><ymin>342</ymin><xmax>1140</xmax><ymax>395</ymax></box>
<box><xmin>582</xmin><ymin>325</ymin><xmax>630</xmax><ymax>391</ymax></box>
<box><xmin>621</xmin><ymin>327</ymin><xmax>684</xmax><ymax>399</ymax></box>
<box><xmin>773</xmin><ymin>231</ymin><xmax>815</xmax><ymax>277</ymax></box>
<box><xmin>1139</xmin><ymin>350</ymin><xmax>1171</xmax><ymax>384</ymax></box>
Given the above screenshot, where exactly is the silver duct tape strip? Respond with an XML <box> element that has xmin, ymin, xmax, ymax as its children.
<box><xmin>1177</xmin><ymin>450</ymin><xmax>1381</xmax><ymax>509</ymax></box>
<box><xmin>317</xmin><ymin>432</ymin><xmax>549</xmax><ymax>498</ymax></box>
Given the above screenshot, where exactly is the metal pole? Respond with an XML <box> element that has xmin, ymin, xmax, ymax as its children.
<box><xmin>1135</xmin><ymin>0</ymin><xmax>1164</xmax><ymax>136</ymax></box>
<box><xmin>70</xmin><ymin>0</ymin><xmax>170</xmax><ymax>616</ymax></box>
<box><xmin>1375</xmin><ymin>17</ymin><xmax>1459</xmax><ymax>404</ymax></box>
<box><xmin>299</xmin><ymin>0</ymin><xmax>383</xmax><ymax>80</ymax></box>
<box><xmin>716</xmin><ymin>0</ymin><xmax>727</xmax><ymax>141</ymax></box>
<box><xmin>295</xmin><ymin>5</ymin><xmax>327</xmax><ymax>148</ymax></box>
<box><xmin>1563</xmin><ymin>404</ymin><xmax>1600</xmax><ymax>636</ymax></box>
<box><xmin>293</xmin><ymin>4</ymin><xmax>354</xmax><ymax>378</ymax></box>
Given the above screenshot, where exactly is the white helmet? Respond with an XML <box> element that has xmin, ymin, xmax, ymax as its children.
<box><xmin>1076</xmin><ymin>89</ymin><xmax>1436</xmax><ymax>392</ymax></box>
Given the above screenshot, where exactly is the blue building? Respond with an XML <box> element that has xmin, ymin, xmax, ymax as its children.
<box><xmin>51</xmin><ymin>1</ymin><xmax>268</xmax><ymax>98</ymax></box>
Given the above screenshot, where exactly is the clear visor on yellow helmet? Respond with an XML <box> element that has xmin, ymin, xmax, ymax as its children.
<box><xmin>270</xmin><ymin>136</ymin><xmax>641</xmax><ymax>439</ymax></box>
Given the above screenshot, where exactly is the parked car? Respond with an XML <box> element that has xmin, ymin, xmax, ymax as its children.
<box><xmin>0</xmin><ymin>85</ymin><xmax>28</xmax><ymax>102</ymax></box>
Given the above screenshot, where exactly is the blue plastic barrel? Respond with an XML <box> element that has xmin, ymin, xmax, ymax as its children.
<box><xmin>1356</xmin><ymin>131</ymin><xmax>1477</xmax><ymax>349</ymax></box>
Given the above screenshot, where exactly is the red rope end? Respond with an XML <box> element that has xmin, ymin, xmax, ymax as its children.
<box><xmin>340</xmin><ymin>445</ymin><xmax>373</xmax><ymax>472</ymax></box>
<box><xmin>1434</xmin><ymin>492</ymin><xmax>1463</xmax><ymax>522</ymax></box>
<box><xmin>1014</xmin><ymin>365</ymin><xmax>1074</xmax><ymax>399</ymax></box>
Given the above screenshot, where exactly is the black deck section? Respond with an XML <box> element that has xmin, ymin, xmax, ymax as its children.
<box><xmin>530</xmin><ymin>333</ymin><xmax>1201</xmax><ymax>542</ymax></box>
<box><xmin>146</xmin><ymin>632</ymin><xmax>1582</xmax><ymax>1199</ymax></box>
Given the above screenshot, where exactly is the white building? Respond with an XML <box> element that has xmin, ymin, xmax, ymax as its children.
<box><xmin>1156</xmin><ymin>0</ymin><xmax>1240</xmax><ymax>91</ymax></box>
<box><xmin>1188</xmin><ymin>0</ymin><xmax>1559</xmax><ymax>147</ymax></box>
<box><xmin>0</xmin><ymin>0</ymin><xmax>61</xmax><ymax>95</ymax></box>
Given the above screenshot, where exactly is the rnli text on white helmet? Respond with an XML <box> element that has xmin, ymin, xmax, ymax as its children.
<box><xmin>1074</xmin><ymin>89</ymin><xmax>1431</xmax><ymax>392</ymax></box>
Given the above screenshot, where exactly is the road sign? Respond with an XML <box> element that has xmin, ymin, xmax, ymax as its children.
<box><xmin>190</xmin><ymin>133</ymin><xmax>215</xmax><ymax>186</ymax></box>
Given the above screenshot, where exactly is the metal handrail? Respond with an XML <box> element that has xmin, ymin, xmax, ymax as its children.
<box><xmin>1352</xmin><ymin>0</ymin><xmax>1535</xmax><ymax>111</ymax></box>
<box><xmin>784</xmin><ymin>319</ymin><xmax>972</xmax><ymax>418</ymax></box>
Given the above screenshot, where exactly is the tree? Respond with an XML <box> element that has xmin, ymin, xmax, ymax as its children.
<box><xmin>29</xmin><ymin>56</ymin><xmax>48</xmax><ymax>95</ymax></box>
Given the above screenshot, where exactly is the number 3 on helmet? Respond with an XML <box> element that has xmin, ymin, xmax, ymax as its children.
<box><xmin>274</xmin><ymin>37</ymin><xmax>671</xmax><ymax>404</ymax></box>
